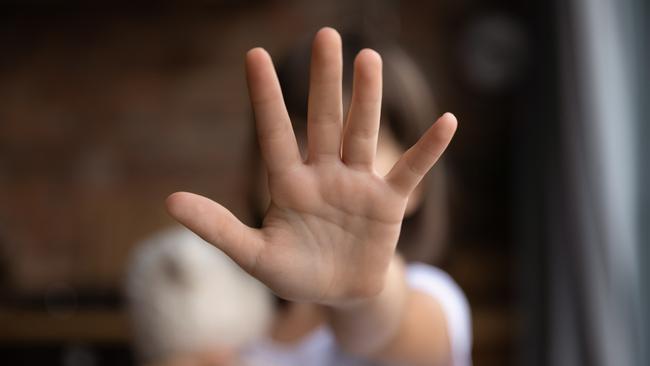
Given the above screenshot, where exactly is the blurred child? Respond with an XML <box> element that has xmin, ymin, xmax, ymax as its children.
<box><xmin>126</xmin><ymin>27</ymin><xmax>471</xmax><ymax>366</ymax></box>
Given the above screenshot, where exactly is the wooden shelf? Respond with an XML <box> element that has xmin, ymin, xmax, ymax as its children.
<box><xmin>0</xmin><ymin>308</ymin><xmax>130</xmax><ymax>343</ymax></box>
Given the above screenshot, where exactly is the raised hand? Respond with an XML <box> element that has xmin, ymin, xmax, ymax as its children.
<box><xmin>166</xmin><ymin>27</ymin><xmax>457</xmax><ymax>305</ymax></box>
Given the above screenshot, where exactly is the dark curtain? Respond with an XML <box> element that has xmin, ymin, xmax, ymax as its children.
<box><xmin>516</xmin><ymin>0</ymin><xmax>648</xmax><ymax>365</ymax></box>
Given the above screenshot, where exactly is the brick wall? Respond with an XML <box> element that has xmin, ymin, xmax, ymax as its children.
<box><xmin>0</xmin><ymin>1</ymin><xmax>518</xmax><ymax>365</ymax></box>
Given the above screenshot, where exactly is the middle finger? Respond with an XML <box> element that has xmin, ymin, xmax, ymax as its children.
<box><xmin>307</xmin><ymin>27</ymin><xmax>344</xmax><ymax>162</ymax></box>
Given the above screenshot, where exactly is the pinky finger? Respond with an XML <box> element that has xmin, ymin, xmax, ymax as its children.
<box><xmin>386</xmin><ymin>113</ymin><xmax>457</xmax><ymax>195</ymax></box>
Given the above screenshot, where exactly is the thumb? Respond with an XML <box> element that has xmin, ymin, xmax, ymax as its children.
<box><xmin>165</xmin><ymin>192</ymin><xmax>264</xmax><ymax>273</ymax></box>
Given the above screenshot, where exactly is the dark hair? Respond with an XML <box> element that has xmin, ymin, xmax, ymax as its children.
<box><xmin>247</xmin><ymin>32</ymin><xmax>449</xmax><ymax>264</ymax></box>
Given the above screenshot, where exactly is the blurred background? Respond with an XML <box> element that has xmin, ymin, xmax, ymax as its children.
<box><xmin>0</xmin><ymin>0</ymin><xmax>647</xmax><ymax>365</ymax></box>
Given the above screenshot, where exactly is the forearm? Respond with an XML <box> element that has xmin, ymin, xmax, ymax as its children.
<box><xmin>325</xmin><ymin>255</ymin><xmax>451</xmax><ymax>365</ymax></box>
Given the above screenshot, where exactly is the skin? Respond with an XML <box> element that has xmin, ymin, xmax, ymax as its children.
<box><xmin>165</xmin><ymin>27</ymin><xmax>458</xmax><ymax>365</ymax></box>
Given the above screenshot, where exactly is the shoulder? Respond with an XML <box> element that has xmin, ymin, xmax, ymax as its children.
<box><xmin>405</xmin><ymin>263</ymin><xmax>473</xmax><ymax>366</ymax></box>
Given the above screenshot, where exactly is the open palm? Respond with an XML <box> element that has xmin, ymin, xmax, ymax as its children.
<box><xmin>166</xmin><ymin>28</ymin><xmax>457</xmax><ymax>305</ymax></box>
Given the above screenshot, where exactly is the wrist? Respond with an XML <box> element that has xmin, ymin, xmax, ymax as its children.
<box><xmin>326</xmin><ymin>254</ymin><xmax>406</xmax><ymax>311</ymax></box>
<box><xmin>324</xmin><ymin>254</ymin><xmax>409</xmax><ymax>355</ymax></box>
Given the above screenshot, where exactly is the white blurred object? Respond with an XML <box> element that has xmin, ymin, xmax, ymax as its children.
<box><xmin>125</xmin><ymin>226</ymin><xmax>274</xmax><ymax>363</ymax></box>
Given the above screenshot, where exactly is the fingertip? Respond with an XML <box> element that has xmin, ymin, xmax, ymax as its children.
<box><xmin>355</xmin><ymin>48</ymin><xmax>382</xmax><ymax>67</ymax></box>
<box><xmin>316</xmin><ymin>26</ymin><xmax>341</xmax><ymax>41</ymax></box>
<box><xmin>246</xmin><ymin>47</ymin><xmax>270</xmax><ymax>65</ymax></box>
<box><xmin>438</xmin><ymin>112</ymin><xmax>458</xmax><ymax>136</ymax></box>
<box><xmin>245</xmin><ymin>47</ymin><xmax>279</xmax><ymax>93</ymax></box>
<box><xmin>442</xmin><ymin>112</ymin><xmax>457</xmax><ymax>123</ymax></box>
<box><xmin>313</xmin><ymin>27</ymin><xmax>342</xmax><ymax>55</ymax></box>
<box><xmin>165</xmin><ymin>191</ymin><xmax>192</xmax><ymax>217</ymax></box>
<box><xmin>354</xmin><ymin>48</ymin><xmax>382</xmax><ymax>79</ymax></box>
<box><xmin>357</xmin><ymin>48</ymin><xmax>382</xmax><ymax>62</ymax></box>
<box><xmin>246</xmin><ymin>47</ymin><xmax>267</xmax><ymax>57</ymax></box>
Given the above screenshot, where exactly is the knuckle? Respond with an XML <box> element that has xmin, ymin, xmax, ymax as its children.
<box><xmin>309</xmin><ymin>112</ymin><xmax>341</xmax><ymax>125</ymax></box>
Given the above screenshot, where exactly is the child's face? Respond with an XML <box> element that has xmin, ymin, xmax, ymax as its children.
<box><xmin>257</xmin><ymin>121</ymin><xmax>423</xmax><ymax>216</ymax></box>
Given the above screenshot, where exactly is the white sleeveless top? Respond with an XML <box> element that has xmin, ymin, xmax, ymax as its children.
<box><xmin>241</xmin><ymin>263</ymin><xmax>473</xmax><ymax>366</ymax></box>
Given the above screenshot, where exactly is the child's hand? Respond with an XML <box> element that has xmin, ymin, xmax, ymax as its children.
<box><xmin>166</xmin><ymin>28</ymin><xmax>457</xmax><ymax>306</ymax></box>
